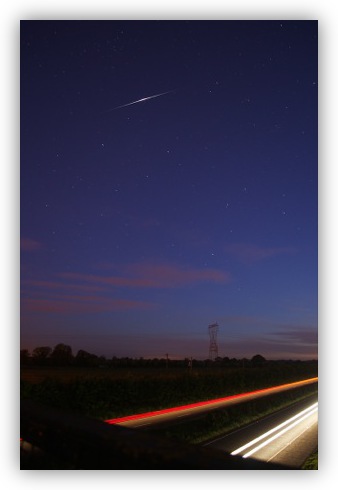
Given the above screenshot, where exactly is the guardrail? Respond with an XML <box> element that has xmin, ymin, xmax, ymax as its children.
<box><xmin>21</xmin><ymin>399</ymin><xmax>294</xmax><ymax>469</ymax></box>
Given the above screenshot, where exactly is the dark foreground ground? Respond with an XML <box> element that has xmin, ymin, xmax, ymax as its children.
<box><xmin>21</xmin><ymin>361</ymin><xmax>318</xmax><ymax>420</ymax></box>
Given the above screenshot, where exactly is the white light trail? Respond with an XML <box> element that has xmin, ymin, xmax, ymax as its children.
<box><xmin>242</xmin><ymin>406</ymin><xmax>317</xmax><ymax>459</ymax></box>
<box><xmin>231</xmin><ymin>402</ymin><xmax>318</xmax><ymax>458</ymax></box>
<box><xmin>108</xmin><ymin>90</ymin><xmax>174</xmax><ymax>111</ymax></box>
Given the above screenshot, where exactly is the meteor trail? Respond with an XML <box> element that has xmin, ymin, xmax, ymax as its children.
<box><xmin>107</xmin><ymin>90</ymin><xmax>174</xmax><ymax>111</ymax></box>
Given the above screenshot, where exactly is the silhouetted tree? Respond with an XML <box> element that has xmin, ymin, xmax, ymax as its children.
<box><xmin>75</xmin><ymin>349</ymin><xmax>99</xmax><ymax>367</ymax></box>
<box><xmin>50</xmin><ymin>343</ymin><xmax>73</xmax><ymax>365</ymax></box>
<box><xmin>20</xmin><ymin>349</ymin><xmax>31</xmax><ymax>365</ymax></box>
<box><xmin>251</xmin><ymin>354</ymin><xmax>266</xmax><ymax>367</ymax></box>
<box><xmin>32</xmin><ymin>346</ymin><xmax>52</xmax><ymax>365</ymax></box>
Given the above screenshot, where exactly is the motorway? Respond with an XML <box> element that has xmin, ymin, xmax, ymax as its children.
<box><xmin>106</xmin><ymin>377</ymin><xmax>318</xmax><ymax>429</ymax></box>
<box><xmin>204</xmin><ymin>393</ymin><xmax>318</xmax><ymax>468</ymax></box>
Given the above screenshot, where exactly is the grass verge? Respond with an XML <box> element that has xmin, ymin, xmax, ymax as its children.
<box><xmin>148</xmin><ymin>386</ymin><xmax>317</xmax><ymax>445</ymax></box>
<box><xmin>302</xmin><ymin>449</ymin><xmax>318</xmax><ymax>469</ymax></box>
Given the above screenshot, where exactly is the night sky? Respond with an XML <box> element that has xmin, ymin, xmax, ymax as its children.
<box><xmin>20</xmin><ymin>20</ymin><xmax>318</xmax><ymax>360</ymax></box>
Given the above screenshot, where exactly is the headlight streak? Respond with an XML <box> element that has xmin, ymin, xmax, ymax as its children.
<box><xmin>230</xmin><ymin>402</ymin><xmax>318</xmax><ymax>459</ymax></box>
<box><xmin>230</xmin><ymin>402</ymin><xmax>318</xmax><ymax>456</ymax></box>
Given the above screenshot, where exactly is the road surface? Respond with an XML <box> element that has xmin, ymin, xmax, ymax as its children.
<box><xmin>204</xmin><ymin>393</ymin><xmax>318</xmax><ymax>468</ymax></box>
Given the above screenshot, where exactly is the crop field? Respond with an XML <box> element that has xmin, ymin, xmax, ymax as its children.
<box><xmin>21</xmin><ymin>362</ymin><xmax>318</xmax><ymax>421</ymax></box>
<box><xmin>20</xmin><ymin>366</ymin><xmax>156</xmax><ymax>384</ymax></box>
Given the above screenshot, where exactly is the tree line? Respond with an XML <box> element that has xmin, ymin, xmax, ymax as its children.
<box><xmin>20</xmin><ymin>344</ymin><xmax>317</xmax><ymax>369</ymax></box>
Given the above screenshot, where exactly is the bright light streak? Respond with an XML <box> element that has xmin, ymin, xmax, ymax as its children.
<box><xmin>242</xmin><ymin>406</ymin><xmax>317</xmax><ymax>458</ymax></box>
<box><xmin>105</xmin><ymin>377</ymin><xmax>318</xmax><ymax>425</ymax></box>
<box><xmin>231</xmin><ymin>402</ymin><xmax>318</xmax><ymax>456</ymax></box>
<box><xmin>108</xmin><ymin>90</ymin><xmax>174</xmax><ymax>111</ymax></box>
<box><xmin>230</xmin><ymin>403</ymin><xmax>318</xmax><ymax>459</ymax></box>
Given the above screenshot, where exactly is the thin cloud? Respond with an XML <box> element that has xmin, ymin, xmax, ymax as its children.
<box><xmin>20</xmin><ymin>238</ymin><xmax>42</xmax><ymax>251</ymax></box>
<box><xmin>218</xmin><ymin>337</ymin><xmax>317</xmax><ymax>360</ymax></box>
<box><xmin>224</xmin><ymin>243</ymin><xmax>296</xmax><ymax>264</ymax></box>
<box><xmin>268</xmin><ymin>326</ymin><xmax>318</xmax><ymax>346</ymax></box>
<box><xmin>124</xmin><ymin>261</ymin><xmax>230</xmax><ymax>287</ymax></box>
<box><xmin>21</xmin><ymin>260</ymin><xmax>230</xmax><ymax>316</ymax></box>
<box><xmin>60</xmin><ymin>261</ymin><xmax>231</xmax><ymax>289</ymax></box>
<box><xmin>216</xmin><ymin>324</ymin><xmax>317</xmax><ymax>360</ymax></box>
<box><xmin>21</xmin><ymin>296</ymin><xmax>154</xmax><ymax>314</ymax></box>
<box><xmin>21</xmin><ymin>277</ymin><xmax>156</xmax><ymax>314</ymax></box>
<box><xmin>21</xmin><ymin>279</ymin><xmax>108</xmax><ymax>293</ymax></box>
<box><xmin>210</xmin><ymin>317</ymin><xmax>317</xmax><ymax>360</ymax></box>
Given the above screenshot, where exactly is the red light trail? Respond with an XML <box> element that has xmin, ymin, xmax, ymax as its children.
<box><xmin>105</xmin><ymin>377</ymin><xmax>318</xmax><ymax>426</ymax></box>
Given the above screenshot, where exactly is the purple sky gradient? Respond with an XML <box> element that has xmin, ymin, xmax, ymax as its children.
<box><xmin>20</xmin><ymin>21</ymin><xmax>317</xmax><ymax>360</ymax></box>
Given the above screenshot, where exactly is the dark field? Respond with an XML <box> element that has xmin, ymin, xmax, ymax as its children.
<box><xmin>21</xmin><ymin>361</ymin><xmax>318</xmax><ymax>421</ymax></box>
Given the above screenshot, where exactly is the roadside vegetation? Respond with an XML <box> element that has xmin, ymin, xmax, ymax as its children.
<box><xmin>148</xmin><ymin>385</ymin><xmax>317</xmax><ymax>444</ymax></box>
<box><xmin>302</xmin><ymin>448</ymin><xmax>318</xmax><ymax>470</ymax></box>
<box><xmin>21</xmin><ymin>344</ymin><xmax>317</xmax><ymax>421</ymax></box>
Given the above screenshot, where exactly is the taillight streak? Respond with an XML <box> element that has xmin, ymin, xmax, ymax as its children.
<box><xmin>105</xmin><ymin>377</ymin><xmax>318</xmax><ymax>425</ymax></box>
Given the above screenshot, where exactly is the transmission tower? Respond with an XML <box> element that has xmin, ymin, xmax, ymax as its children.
<box><xmin>208</xmin><ymin>323</ymin><xmax>219</xmax><ymax>360</ymax></box>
